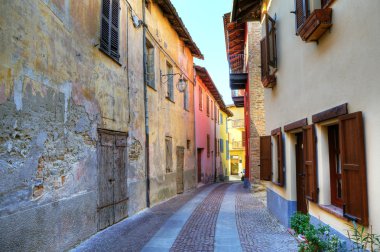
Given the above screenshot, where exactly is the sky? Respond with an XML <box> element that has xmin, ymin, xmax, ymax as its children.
<box><xmin>171</xmin><ymin>0</ymin><xmax>233</xmax><ymax>105</ymax></box>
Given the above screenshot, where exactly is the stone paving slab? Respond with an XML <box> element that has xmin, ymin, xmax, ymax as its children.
<box><xmin>215</xmin><ymin>183</ymin><xmax>242</xmax><ymax>252</ymax></box>
<box><xmin>71</xmin><ymin>184</ymin><xmax>213</xmax><ymax>252</ymax></box>
<box><xmin>170</xmin><ymin>183</ymin><xmax>230</xmax><ymax>252</ymax></box>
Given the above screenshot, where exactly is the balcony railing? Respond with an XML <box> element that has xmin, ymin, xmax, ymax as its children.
<box><xmin>232</xmin><ymin>89</ymin><xmax>245</xmax><ymax>97</ymax></box>
<box><xmin>229</xmin><ymin>54</ymin><xmax>247</xmax><ymax>74</ymax></box>
<box><xmin>231</xmin><ymin>141</ymin><xmax>244</xmax><ymax>149</ymax></box>
<box><xmin>231</xmin><ymin>119</ymin><xmax>244</xmax><ymax>128</ymax></box>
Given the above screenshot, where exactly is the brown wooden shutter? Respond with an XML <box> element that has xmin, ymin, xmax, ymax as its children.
<box><xmin>110</xmin><ymin>0</ymin><xmax>120</xmax><ymax>59</ymax></box>
<box><xmin>260</xmin><ymin>136</ymin><xmax>272</xmax><ymax>181</ymax></box>
<box><xmin>100</xmin><ymin>0</ymin><xmax>111</xmax><ymax>53</ymax></box>
<box><xmin>242</xmin><ymin>131</ymin><xmax>246</xmax><ymax>146</ymax></box>
<box><xmin>260</xmin><ymin>37</ymin><xmax>268</xmax><ymax>80</ymax></box>
<box><xmin>266</xmin><ymin>14</ymin><xmax>277</xmax><ymax>68</ymax></box>
<box><xmin>114</xmin><ymin>135</ymin><xmax>128</xmax><ymax>223</ymax></box>
<box><xmin>303</xmin><ymin>125</ymin><xmax>318</xmax><ymax>202</ymax></box>
<box><xmin>295</xmin><ymin>0</ymin><xmax>309</xmax><ymax>32</ymax></box>
<box><xmin>277</xmin><ymin>132</ymin><xmax>284</xmax><ymax>186</ymax></box>
<box><xmin>339</xmin><ymin>112</ymin><xmax>369</xmax><ymax>226</ymax></box>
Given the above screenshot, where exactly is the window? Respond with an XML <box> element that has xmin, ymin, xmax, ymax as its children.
<box><xmin>220</xmin><ymin>139</ymin><xmax>224</xmax><ymax>153</ymax></box>
<box><xmin>187</xmin><ymin>140</ymin><xmax>191</xmax><ymax>150</ymax></box>
<box><xmin>166</xmin><ymin>62</ymin><xmax>174</xmax><ymax>101</ymax></box>
<box><xmin>294</xmin><ymin>0</ymin><xmax>310</xmax><ymax>32</ymax></box>
<box><xmin>216</xmin><ymin>138</ymin><xmax>219</xmax><ymax>157</ymax></box>
<box><xmin>144</xmin><ymin>0</ymin><xmax>151</xmax><ymax>12</ymax></box>
<box><xmin>184</xmin><ymin>86</ymin><xmax>189</xmax><ymax>111</ymax></box>
<box><xmin>242</xmin><ymin>131</ymin><xmax>246</xmax><ymax>146</ymax></box>
<box><xmin>226</xmin><ymin>140</ymin><xmax>229</xmax><ymax>160</ymax></box>
<box><xmin>207</xmin><ymin>134</ymin><xmax>210</xmax><ymax>158</ymax></box>
<box><xmin>260</xmin><ymin>13</ymin><xmax>277</xmax><ymax>88</ymax></box>
<box><xmin>211</xmin><ymin>101</ymin><xmax>214</xmax><ymax>120</ymax></box>
<box><xmin>165</xmin><ymin>137</ymin><xmax>172</xmax><ymax>173</ymax></box>
<box><xmin>271</xmin><ymin>129</ymin><xmax>284</xmax><ymax>186</ymax></box>
<box><xmin>328</xmin><ymin>124</ymin><xmax>343</xmax><ymax>208</ymax></box>
<box><xmin>199</xmin><ymin>86</ymin><xmax>203</xmax><ymax>110</ymax></box>
<box><xmin>145</xmin><ymin>40</ymin><xmax>155</xmax><ymax>88</ymax></box>
<box><xmin>206</xmin><ymin>96</ymin><xmax>210</xmax><ymax>116</ymax></box>
<box><xmin>100</xmin><ymin>0</ymin><xmax>120</xmax><ymax>62</ymax></box>
<box><xmin>220</xmin><ymin>113</ymin><xmax>223</xmax><ymax>124</ymax></box>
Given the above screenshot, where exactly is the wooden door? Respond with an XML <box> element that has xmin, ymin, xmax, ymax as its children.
<box><xmin>231</xmin><ymin>159</ymin><xmax>239</xmax><ymax>175</ymax></box>
<box><xmin>98</xmin><ymin>133</ymin><xmax>115</xmax><ymax>230</ymax></box>
<box><xmin>97</xmin><ymin>131</ymin><xmax>128</xmax><ymax>231</ymax></box>
<box><xmin>176</xmin><ymin>146</ymin><xmax>185</xmax><ymax>194</ymax></box>
<box><xmin>295</xmin><ymin>133</ymin><xmax>307</xmax><ymax>213</ymax></box>
<box><xmin>114</xmin><ymin>135</ymin><xmax>128</xmax><ymax>223</ymax></box>
<box><xmin>197</xmin><ymin>149</ymin><xmax>202</xmax><ymax>182</ymax></box>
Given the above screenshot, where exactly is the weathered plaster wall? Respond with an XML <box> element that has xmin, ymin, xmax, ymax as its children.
<box><xmin>144</xmin><ymin>2</ymin><xmax>196</xmax><ymax>205</ymax></box>
<box><xmin>264</xmin><ymin>0</ymin><xmax>380</xmax><ymax>236</ymax></box>
<box><xmin>0</xmin><ymin>0</ymin><xmax>146</xmax><ymax>250</ymax></box>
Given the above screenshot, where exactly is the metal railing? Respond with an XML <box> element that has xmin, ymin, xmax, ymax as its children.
<box><xmin>231</xmin><ymin>141</ymin><xmax>244</xmax><ymax>149</ymax></box>
<box><xmin>231</xmin><ymin>119</ymin><xmax>244</xmax><ymax>128</ymax></box>
<box><xmin>232</xmin><ymin>89</ymin><xmax>245</xmax><ymax>97</ymax></box>
<box><xmin>229</xmin><ymin>54</ymin><xmax>247</xmax><ymax>74</ymax></box>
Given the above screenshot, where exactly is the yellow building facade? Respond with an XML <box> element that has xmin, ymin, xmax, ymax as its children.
<box><xmin>227</xmin><ymin>105</ymin><xmax>245</xmax><ymax>178</ymax></box>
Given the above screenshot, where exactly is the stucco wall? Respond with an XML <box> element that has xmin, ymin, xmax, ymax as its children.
<box><xmin>195</xmin><ymin>75</ymin><xmax>219</xmax><ymax>184</ymax></box>
<box><xmin>144</xmin><ymin>1</ymin><xmax>196</xmax><ymax>205</ymax></box>
<box><xmin>0</xmin><ymin>0</ymin><xmax>146</xmax><ymax>250</ymax></box>
<box><xmin>264</xmin><ymin>0</ymin><xmax>380</xmax><ymax>236</ymax></box>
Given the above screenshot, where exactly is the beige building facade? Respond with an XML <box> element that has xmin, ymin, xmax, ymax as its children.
<box><xmin>0</xmin><ymin>0</ymin><xmax>201</xmax><ymax>250</ymax></box>
<box><xmin>252</xmin><ymin>0</ymin><xmax>380</xmax><ymax>247</ymax></box>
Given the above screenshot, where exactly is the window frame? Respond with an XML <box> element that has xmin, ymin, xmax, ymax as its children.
<box><xmin>166</xmin><ymin>62</ymin><xmax>174</xmax><ymax>102</ymax></box>
<box><xmin>145</xmin><ymin>39</ymin><xmax>155</xmax><ymax>89</ymax></box>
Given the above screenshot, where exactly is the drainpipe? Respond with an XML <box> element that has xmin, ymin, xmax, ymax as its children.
<box><xmin>193</xmin><ymin>66</ymin><xmax>197</xmax><ymax>186</ymax></box>
<box><xmin>214</xmin><ymin>105</ymin><xmax>217</xmax><ymax>183</ymax></box>
<box><xmin>142</xmin><ymin>0</ymin><xmax>150</xmax><ymax>208</ymax></box>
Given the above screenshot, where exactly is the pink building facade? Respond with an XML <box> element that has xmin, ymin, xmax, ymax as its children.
<box><xmin>195</xmin><ymin>66</ymin><xmax>232</xmax><ymax>184</ymax></box>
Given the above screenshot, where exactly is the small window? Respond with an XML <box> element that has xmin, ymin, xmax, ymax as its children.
<box><xmin>220</xmin><ymin>139</ymin><xmax>224</xmax><ymax>153</ymax></box>
<box><xmin>199</xmin><ymin>86</ymin><xmax>203</xmax><ymax>111</ymax></box>
<box><xmin>145</xmin><ymin>39</ymin><xmax>155</xmax><ymax>88</ymax></box>
<box><xmin>187</xmin><ymin>140</ymin><xmax>191</xmax><ymax>149</ymax></box>
<box><xmin>328</xmin><ymin>124</ymin><xmax>343</xmax><ymax>208</ymax></box>
<box><xmin>220</xmin><ymin>113</ymin><xmax>223</xmax><ymax>124</ymax></box>
<box><xmin>294</xmin><ymin>0</ymin><xmax>310</xmax><ymax>32</ymax></box>
<box><xmin>226</xmin><ymin>140</ymin><xmax>229</xmax><ymax>160</ymax></box>
<box><xmin>184</xmin><ymin>86</ymin><xmax>189</xmax><ymax>111</ymax></box>
<box><xmin>166</xmin><ymin>62</ymin><xmax>174</xmax><ymax>101</ymax></box>
<box><xmin>165</xmin><ymin>136</ymin><xmax>172</xmax><ymax>173</ymax></box>
<box><xmin>207</xmin><ymin>134</ymin><xmax>210</xmax><ymax>158</ymax></box>
<box><xmin>100</xmin><ymin>0</ymin><xmax>120</xmax><ymax>62</ymax></box>
<box><xmin>206</xmin><ymin>96</ymin><xmax>210</xmax><ymax>116</ymax></box>
<box><xmin>211</xmin><ymin>101</ymin><xmax>214</xmax><ymax>120</ymax></box>
<box><xmin>260</xmin><ymin>14</ymin><xmax>277</xmax><ymax>88</ymax></box>
<box><xmin>145</xmin><ymin>0</ymin><xmax>151</xmax><ymax>12</ymax></box>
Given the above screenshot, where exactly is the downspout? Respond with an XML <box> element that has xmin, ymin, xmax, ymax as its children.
<box><xmin>193</xmin><ymin>66</ymin><xmax>197</xmax><ymax>186</ymax></box>
<box><xmin>214</xmin><ymin>105</ymin><xmax>217</xmax><ymax>182</ymax></box>
<box><xmin>142</xmin><ymin>0</ymin><xmax>150</xmax><ymax>208</ymax></box>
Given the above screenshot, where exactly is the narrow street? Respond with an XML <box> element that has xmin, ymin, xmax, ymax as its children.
<box><xmin>72</xmin><ymin>182</ymin><xmax>298</xmax><ymax>252</ymax></box>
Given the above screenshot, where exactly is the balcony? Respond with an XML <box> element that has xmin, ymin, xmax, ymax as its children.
<box><xmin>298</xmin><ymin>8</ymin><xmax>333</xmax><ymax>43</ymax></box>
<box><xmin>229</xmin><ymin>54</ymin><xmax>248</xmax><ymax>90</ymax></box>
<box><xmin>231</xmin><ymin>90</ymin><xmax>244</xmax><ymax>107</ymax></box>
<box><xmin>231</xmin><ymin>141</ymin><xmax>244</xmax><ymax>150</ymax></box>
<box><xmin>231</xmin><ymin>119</ymin><xmax>245</xmax><ymax>129</ymax></box>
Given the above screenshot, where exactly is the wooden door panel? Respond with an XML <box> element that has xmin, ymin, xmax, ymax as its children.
<box><xmin>114</xmin><ymin>135</ymin><xmax>128</xmax><ymax>223</ymax></box>
<box><xmin>176</xmin><ymin>146</ymin><xmax>185</xmax><ymax>194</ymax></box>
<box><xmin>303</xmin><ymin>125</ymin><xmax>318</xmax><ymax>202</ymax></box>
<box><xmin>98</xmin><ymin>133</ymin><xmax>115</xmax><ymax>208</ymax></box>
<box><xmin>260</xmin><ymin>136</ymin><xmax>272</xmax><ymax>181</ymax></box>
<box><xmin>98</xmin><ymin>206</ymin><xmax>115</xmax><ymax>231</ymax></box>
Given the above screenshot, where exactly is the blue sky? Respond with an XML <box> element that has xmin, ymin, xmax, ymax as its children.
<box><xmin>171</xmin><ymin>0</ymin><xmax>233</xmax><ymax>105</ymax></box>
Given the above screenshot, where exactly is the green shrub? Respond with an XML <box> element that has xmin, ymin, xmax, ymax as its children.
<box><xmin>291</xmin><ymin>212</ymin><xmax>311</xmax><ymax>235</ymax></box>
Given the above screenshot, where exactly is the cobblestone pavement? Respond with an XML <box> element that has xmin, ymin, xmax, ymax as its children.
<box><xmin>71</xmin><ymin>184</ymin><xmax>213</xmax><ymax>252</ymax></box>
<box><xmin>72</xmin><ymin>182</ymin><xmax>298</xmax><ymax>252</ymax></box>
<box><xmin>170</xmin><ymin>184</ymin><xmax>230</xmax><ymax>252</ymax></box>
<box><xmin>236</xmin><ymin>184</ymin><xmax>298</xmax><ymax>252</ymax></box>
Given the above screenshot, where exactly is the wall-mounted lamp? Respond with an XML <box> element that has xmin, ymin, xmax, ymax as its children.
<box><xmin>160</xmin><ymin>72</ymin><xmax>187</xmax><ymax>92</ymax></box>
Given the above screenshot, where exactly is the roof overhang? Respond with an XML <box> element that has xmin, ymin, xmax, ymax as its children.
<box><xmin>223</xmin><ymin>13</ymin><xmax>245</xmax><ymax>59</ymax></box>
<box><xmin>154</xmin><ymin>0</ymin><xmax>204</xmax><ymax>59</ymax></box>
<box><xmin>231</xmin><ymin>0</ymin><xmax>262</xmax><ymax>23</ymax></box>
<box><xmin>195</xmin><ymin>65</ymin><xmax>233</xmax><ymax>117</ymax></box>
